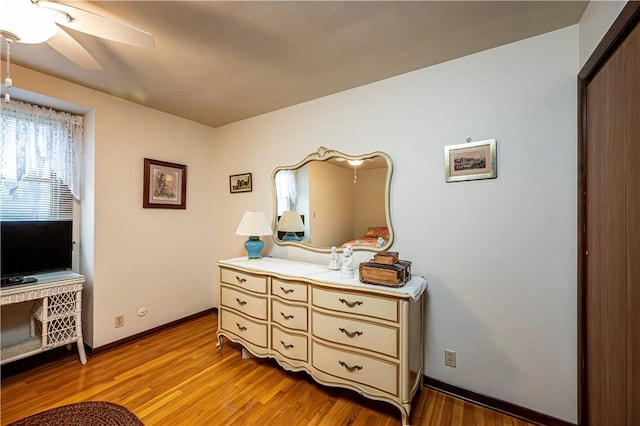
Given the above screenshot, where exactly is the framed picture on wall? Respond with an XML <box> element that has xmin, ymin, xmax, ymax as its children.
<box><xmin>143</xmin><ymin>158</ymin><xmax>187</xmax><ymax>209</ymax></box>
<box><xmin>230</xmin><ymin>173</ymin><xmax>252</xmax><ymax>193</ymax></box>
<box><xmin>444</xmin><ymin>139</ymin><xmax>497</xmax><ymax>183</ymax></box>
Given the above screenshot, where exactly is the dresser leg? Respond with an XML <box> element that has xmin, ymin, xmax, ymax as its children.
<box><xmin>216</xmin><ymin>334</ymin><xmax>224</xmax><ymax>350</ymax></box>
<box><xmin>400</xmin><ymin>406</ymin><xmax>410</xmax><ymax>426</ymax></box>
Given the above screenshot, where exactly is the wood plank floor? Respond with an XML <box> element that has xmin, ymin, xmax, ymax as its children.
<box><xmin>1</xmin><ymin>312</ymin><xmax>536</xmax><ymax>425</ymax></box>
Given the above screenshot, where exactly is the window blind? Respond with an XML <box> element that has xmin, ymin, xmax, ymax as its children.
<box><xmin>0</xmin><ymin>100</ymin><xmax>83</xmax><ymax>221</ymax></box>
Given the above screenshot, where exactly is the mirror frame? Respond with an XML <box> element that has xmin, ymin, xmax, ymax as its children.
<box><xmin>271</xmin><ymin>146</ymin><xmax>394</xmax><ymax>253</ymax></box>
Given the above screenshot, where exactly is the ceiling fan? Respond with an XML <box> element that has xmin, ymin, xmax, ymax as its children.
<box><xmin>0</xmin><ymin>0</ymin><xmax>154</xmax><ymax>70</ymax></box>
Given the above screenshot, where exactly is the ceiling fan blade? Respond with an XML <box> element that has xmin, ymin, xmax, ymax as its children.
<box><xmin>46</xmin><ymin>30</ymin><xmax>102</xmax><ymax>70</ymax></box>
<box><xmin>38</xmin><ymin>1</ymin><xmax>155</xmax><ymax>49</ymax></box>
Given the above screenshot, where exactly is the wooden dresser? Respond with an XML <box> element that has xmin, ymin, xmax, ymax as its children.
<box><xmin>216</xmin><ymin>257</ymin><xmax>426</xmax><ymax>425</ymax></box>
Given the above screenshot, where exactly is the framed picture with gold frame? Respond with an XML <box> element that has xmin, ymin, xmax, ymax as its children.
<box><xmin>143</xmin><ymin>158</ymin><xmax>187</xmax><ymax>209</ymax></box>
<box><xmin>444</xmin><ymin>139</ymin><xmax>497</xmax><ymax>183</ymax></box>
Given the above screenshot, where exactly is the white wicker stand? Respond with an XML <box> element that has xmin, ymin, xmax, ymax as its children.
<box><xmin>1</xmin><ymin>271</ymin><xmax>87</xmax><ymax>365</ymax></box>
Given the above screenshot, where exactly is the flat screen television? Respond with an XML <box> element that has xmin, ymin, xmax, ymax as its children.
<box><xmin>1</xmin><ymin>220</ymin><xmax>73</xmax><ymax>286</ymax></box>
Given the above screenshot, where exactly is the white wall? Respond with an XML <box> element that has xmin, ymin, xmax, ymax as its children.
<box><xmin>579</xmin><ymin>1</ymin><xmax>628</xmax><ymax>68</ymax></box>
<box><xmin>8</xmin><ymin>64</ymin><xmax>217</xmax><ymax>348</ymax></box>
<box><xmin>213</xmin><ymin>26</ymin><xmax>579</xmax><ymax>422</ymax></box>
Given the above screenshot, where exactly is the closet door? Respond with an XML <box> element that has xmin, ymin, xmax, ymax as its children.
<box><xmin>582</xmin><ymin>10</ymin><xmax>639</xmax><ymax>426</ymax></box>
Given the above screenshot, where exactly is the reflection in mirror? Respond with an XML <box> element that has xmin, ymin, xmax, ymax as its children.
<box><xmin>272</xmin><ymin>147</ymin><xmax>393</xmax><ymax>253</ymax></box>
<box><xmin>277</xmin><ymin>210</ymin><xmax>305</xmax><ymax>241</ymax></box>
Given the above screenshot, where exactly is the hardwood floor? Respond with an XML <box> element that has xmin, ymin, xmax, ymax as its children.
<box><xmin>1</xmin><ymin>312</ymin><xmax>536</xmax><ymax>425</ymax></box>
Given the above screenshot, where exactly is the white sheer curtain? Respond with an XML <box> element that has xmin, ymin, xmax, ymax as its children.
<box><xmin>1</xmin><ymin>100</ymin><xmax>83</xmax><ymax>201</ymax></box>
<box><xmin>275</xmin><ymin>170</ymin><xmax>296</xmax><ymax>216</ymax></box>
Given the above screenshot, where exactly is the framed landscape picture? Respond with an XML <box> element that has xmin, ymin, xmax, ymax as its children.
<box><xmin>444</xmin><ymin>139</ymin><xmax>497</xmax><ymax>183</ymax></box>
<box><xmin>230</xmin><ymin>173</ymin><xmax>252</xmax><ymax>193</ymax></box>
<box><xmin>143</xmin><ymin>158</ymin><xmax>187</xmax><ymax>209</ymax></box>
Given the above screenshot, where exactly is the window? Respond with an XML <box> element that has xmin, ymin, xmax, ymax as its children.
<box><xmin>275</xmin><ymin>169</ymin><xmax>297</xmax><ymax>216</ymax></box>
<box><xmin>0</xmin><ymin>100</ymin><xmax>83</xmax><ymax>221</ymax></box>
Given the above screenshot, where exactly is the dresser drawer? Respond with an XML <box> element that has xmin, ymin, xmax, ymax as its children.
<box><xmin>271</xmin><ymin>326</ymin><xmax>308</xmax><ymax>362</ymax></box>
<box><xmin>312</xmin><ymin>341</ymin><xmax>398</xmax><ymax>396</ymax></box>
<box><xmin>312</xmin><ymin>311</ymin><xmax>398</xmax><ymax>358</ymax></box>
<box><xmin>312</xmin><ymin>288</ymin><xmax>398</xmax><ymax>322</ymax></box>
<box><xmin>220</xmin><ymin>309</ymin><xmax>267</xmax><ymax>348</ymax></box>
<box><xmin>221</xmin><ymin>286</ymin><xmax>267</xmax><ymax>320</ymax></box>
<box><xmin>271</xmin><ymin>299</ymin><xmax>308</xmax><ymax>331</ymax></box>
<box><xmin>272</xmin><ymin>279</ymin><xmax>307</xmax><ymax>302</ymax></box>
<box><xmin>220</xmin><ymin>268</ymin><xmax>267</xmax><ymax>294</ymax></box>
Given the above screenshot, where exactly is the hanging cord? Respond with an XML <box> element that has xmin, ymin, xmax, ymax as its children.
<box><xmin>3</xmin><ymin>38</ymin><xmax>12</xmax><ymax>103</ymax></box>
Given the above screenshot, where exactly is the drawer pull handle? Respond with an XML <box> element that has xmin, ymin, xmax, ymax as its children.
<box><xmin>236</xmin><ymin>323</ymin><xmax>247</xmax><ymax>332</ymax></box>
<box><xmin>280</xmin><ymin>287</ymin><xmax>294</xmax><ymax>294</ymax></box>
<box><xmin>280</xmin><ymin>341</ymin><xmax>294</xmax><ymax>349</ymax></box>
<box><xmin>280</xmin><ymin>312</ymin><xmax>294</xmax><ymax>320</ymax></box>
<box><xmin>339</xmin><ymin>327</ymin><xmax>363</xmax><ymax>338</ymax></box>
<box><xmin>235</xmin><ymin>298</ymin><xmax>247</xmax><ymax>306</ymax></box>
<box><xmin>235</xmin><ymin>276</ymin><xmax>247</xmax><ymax>283</ymax></box>
<box><xmin>339</xmin><ymin>360</ymin><xmax>363</xmax><ymax>372</ymax></box>
<box><xmin>338</xmin><ymin>298</ymin><xmax>363</xmax><ymax>308</ymax></box>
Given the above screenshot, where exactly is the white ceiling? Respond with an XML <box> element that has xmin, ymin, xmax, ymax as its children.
<box><xmin>4</xmin><ymin>1</ymin><xmax>588</xmax><ymax>128</ymax></box>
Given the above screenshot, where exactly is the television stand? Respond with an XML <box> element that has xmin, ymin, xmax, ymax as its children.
<box><xmin>0</xmin><ymin>271</ymin><xmax>87</xmax><ymax>365</ymax></box>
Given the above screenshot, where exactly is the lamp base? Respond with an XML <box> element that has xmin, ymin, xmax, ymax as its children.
<box><xmin>244</xmin><ymin>236</ymin><xmax>264</xmax><ymax>259</ymax></box>
<box><xmin>281</xmin><ymin>232</ymin><xmax>301</xmax><ymax>241</ymax></box>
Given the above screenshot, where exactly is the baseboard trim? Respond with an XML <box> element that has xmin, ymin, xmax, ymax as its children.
<box><xmin>88</xmin><ymin>308</ymin><xmax>216</xmax><ymax>355</ymax></box>
<box><xmin>423</xmin><ymin>376</ymin><xmax>576</xmax><ymax>426</ymax></box>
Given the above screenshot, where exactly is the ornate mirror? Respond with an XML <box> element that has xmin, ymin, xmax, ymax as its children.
<box><xmin>271</xmin><ymin>146</ymin><xmax>394</xmax><ymax>253</ymax></box>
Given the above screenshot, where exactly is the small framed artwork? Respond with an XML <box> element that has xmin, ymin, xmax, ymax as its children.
<box><xmin>143</xmin><ymin>158</ymin><xmax>187</xmax><ymax>209</ymax></box>
<box><xmin>444</xmin><ymin>139</ymin><xmax>497</xmax><ymax>183</ymax></box>
<box><xmin>230</xmin><ymin>173</ymin><xmax>252</xmax><ymax>193</ymax></box>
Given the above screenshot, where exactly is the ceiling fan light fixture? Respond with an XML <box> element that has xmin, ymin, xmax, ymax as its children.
<box><xmin>0</xmin><ymin>0</ymin><xmax>62</xmax><ymax>44</ymax></box>
<box><xmin>347</xmin><ymin>160</ymin><xmax>364</xmax><ymax>183</ymax></box>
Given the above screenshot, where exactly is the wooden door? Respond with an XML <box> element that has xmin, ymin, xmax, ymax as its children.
<box><xmin>579</xmin><ymin>5</ymin><xmax>640</xmax><ymax>426</ymax></box>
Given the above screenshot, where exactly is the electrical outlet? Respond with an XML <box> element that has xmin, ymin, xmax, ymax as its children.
<box><xmin>114</xmin><ymin>314</ymin><xmax>124</xmax><ymax>328</ymax></box>
<box><xmin>445</xmin><ymin>349</ymin><xmax>456</xmax><ymax>368</ymax></box>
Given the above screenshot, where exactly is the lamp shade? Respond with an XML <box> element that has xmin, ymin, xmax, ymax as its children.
<box><xmin>235</xmin><ymin>211</ymin><xmax>273</xmax><ymax>237</ymax></box>
<box><xmin>277</xmin><ymin>211</ymin><xmax>304</xmax><ymax>232</ymax></box>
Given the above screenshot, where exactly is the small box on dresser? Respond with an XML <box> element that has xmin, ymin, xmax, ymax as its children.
<box><xmin>359</xmin><ymin>260</ymin><xmax>412</xmax><ymax>287</ymax></box>
<box><xmin>373</xmin><ymin>251</ymin><xmax>399</xmax><ymax>265</ymax></box>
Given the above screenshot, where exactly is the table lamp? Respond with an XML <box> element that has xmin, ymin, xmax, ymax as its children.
<box><xmin>235</xmin><ymin>211</ymin><xmax>273</xmax><ymax>259</ymax></box>
<box><xmin>277</xmin><ymin>210</ymin><xmax>305</xmax><ymax>241</ymax></box>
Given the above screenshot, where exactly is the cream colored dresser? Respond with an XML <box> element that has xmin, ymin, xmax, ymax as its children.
<box><xmin>216</xmin><ymin>257</ymin><xmax>427</xmax><ymax>425</ymax></box>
